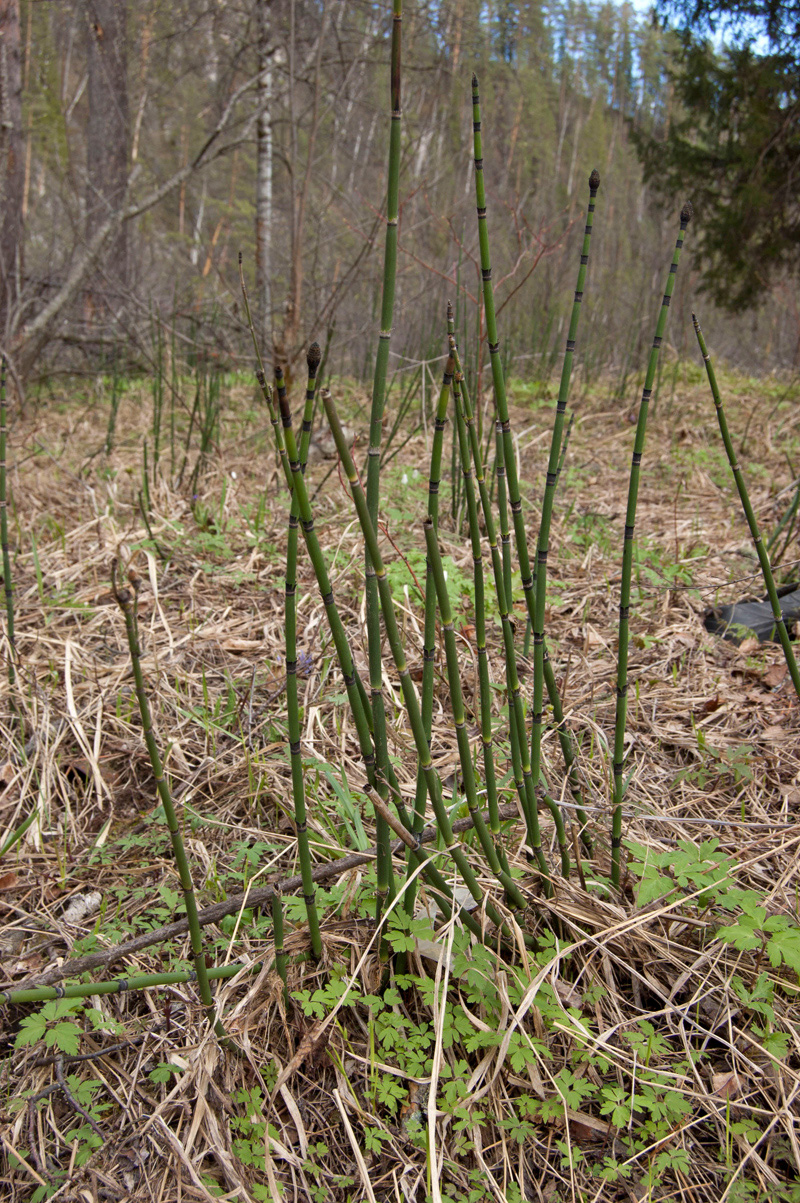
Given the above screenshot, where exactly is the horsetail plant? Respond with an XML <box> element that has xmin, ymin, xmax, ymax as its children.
<box><xmin>283</xmin><ymin>343</ymin><xmax>324</xmax><ymax>961</ymax></box>
<box><xmin>610</xmin><ymin>202</ymin><xmax>693</xmax><ymax>888</ymax></box>
<box><xmin>694</xmin><ymin>313</ymin><xmax>800</xmax><ymax>702</ymax></box>
<box><xmin>0</xmin><ymin>358</ymin><xmax>15</xmax><ymax>691</ymax></box>
<box><xmin>364</xmin><ymin>0</ymin><xmax>403</xmax><ymax>927</ymax></box>
<box><xmin>471</xmin><ymin>75</ymin><xmax>584</xmax><ymax>821</ymax></box>
<box><xmin>530</xmin><ymin>170</ymin><xmax>600</xmax><ymax>851</ymax></box>
<box><xmin>321</xmin><ymin>388</ymin><xmax>514</xmax><ymax>936</ymax></box>
<box><xmin>111</xmin><ymin>560</ymin><xmax>228</xmax><ymax>1042</ymax></box>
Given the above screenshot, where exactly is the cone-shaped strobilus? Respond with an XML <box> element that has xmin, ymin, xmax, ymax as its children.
<box><xmin>531</xmin><ymin>171</ymin><xmax>600</xmax><ymax>854</ymax></box>
<box><xmin>694</xmin><ymin>314</ymin><xmax>800</xmax><ymax>704</ymax></box>
<box><xmin>610</xmin><ymin>202</ymin><xmax>693</xmax><ymax>888</ymax></box>
<box><xmin>471</xmin><ymin>75</ymin><xmax>585</xmax><ymax>822</ymax></box>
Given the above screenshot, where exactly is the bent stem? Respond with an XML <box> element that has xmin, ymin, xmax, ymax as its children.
<box><xmin>611</xmin><ymin>202</ymin><xmax>693</xmax><ymax>888</ymax></box>
<box><xmin>694</xmin><ymin>313</ymin><xmax>800</xmax><ymax>703</ymax></box>
<box><xmin>111</xmin><ymin>561</ymin><xmax>228</xmax><ymax>1042</ymax></box>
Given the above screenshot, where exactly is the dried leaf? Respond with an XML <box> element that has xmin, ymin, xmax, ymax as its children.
<box><xmin>712</xmin><ymin>1070</ymin><xmax>742</xmax><ymax>1099</ymax></box>
<box><xmin>762</xmin><ymin>662</ymin><xmax>787</xmax><ymax>689</ymax></box>
<box><xmin>0</xmin><ymin>872</ymin><xmax>18</xmax><ymax>890</ymax></box>
<box><xmin>739</xmin><ymin>637</ymin><xmax>761</xmax><ymax>655</ymax></box>
<box><xmin>761</xmin><ymin>724</ymin><xmax>787</xmax><ymax>742</ymax></box>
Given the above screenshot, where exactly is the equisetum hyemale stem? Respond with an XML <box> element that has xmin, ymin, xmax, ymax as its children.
<box><xmin>471</xmin><ymin>74</ymin><xmax>584</xmax><ymax>827</ymax></box>
<box><xmin>531</xmin><ymin>171</ymin><xmax>600</xmax><ymax>853</ymax></box>
<box><xmin>611</xmin><ymin>201</ymin><xmax>693</xmax><ymax>888</ymax></box>
<box><xmin>694</xmin><ymin>313</ymin><xmax>800</xmax><ymax>703</ymax></box>
<box><xmin>0</xmin><ymin>357</ymin><xmax>15</xmax><ymax>691</ymax></box>
<box><xmin>321</xmin><ymin>387</ymin><xmax>514</xmax><ymax>936</ymax></box>
<box><xmin>283</xmin><ymin>345</ymin><xmax>324</xmax><ymax>961</ymax></box>
<box><xmin>364</xmin><ymin>0</ymin><xmax>403</xmax><ymax>935</ymax></box>
<box><xmin>111</xmin><ymin>560</ymin><xmax>228</xmax><ymax>1042</ymax></box>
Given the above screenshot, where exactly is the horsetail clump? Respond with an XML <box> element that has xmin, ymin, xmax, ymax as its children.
<box><xmin>610</xmin><ymin>201</ymin><xmax>693</xmax><ymax>888</ymax></box>
<box><xmin>111</xmin><ymin>560</ymin><xmax>228</xmax><ymax>1041</ymax></box>
<box><xmin>694</xmin><ymin>314</ymin><xmax>800</xmax><ymax>703</ymax></box>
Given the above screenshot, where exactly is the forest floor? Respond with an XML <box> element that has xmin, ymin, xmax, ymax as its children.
<box><xmin>0</xmin><ymin>359</ymin><xmax>799</xmax><ymax>1203</ymax></box>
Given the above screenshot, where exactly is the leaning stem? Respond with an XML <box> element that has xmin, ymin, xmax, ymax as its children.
<box><xmin>111</xmin><ymin>561</ymin><xmax>227</xmax><ymax>1041</ymax></box>
<box><xmin>611</xmin><ymin>203</ymin><xmax>693</xmax><ymax>888</ymax></box>
<box><xmin>694</xmin><ymin>314</ymin><xmax>800</xmax><ymax>703</ymax></box>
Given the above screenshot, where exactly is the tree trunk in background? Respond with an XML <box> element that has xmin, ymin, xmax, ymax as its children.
<box><xmin>85</xmin><ymin>0</ymin><xmax>129</xmax><ymax>318</ymax></box>
<box><xmin>0</xmin><ymin>0</ymin><xmax>24</xmax><ymax>344</ymax></box>
<box><xmin>255</xmin><ymin>0</ymin><xmax>273</xmax><ymax>361</ymax></box>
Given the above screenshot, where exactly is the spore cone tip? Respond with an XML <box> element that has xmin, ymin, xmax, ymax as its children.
<box><xmin>681</xmin><ymin>200</ymin><xmax>693</xmax><ymax>225</ymax></box>
<box><xmin>589</xmin><ymin>168</ymin><xmax>600</xmax><ymax>191</ymax></box>
<box><xmin>472</xmin><ymin>72</ymin><xmax>478</xmax><ymax>88</ymax></box>
<box><xmin>307</xmin><ymin>342</ymin><xmax>322</xmax><ymax>373</ymax></box>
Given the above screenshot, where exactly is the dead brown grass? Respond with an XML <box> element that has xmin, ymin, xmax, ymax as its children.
<box><xmin>0</xmin><ymin>363</ymin><xmax>798</xmax><ymax>1202</ymax></box>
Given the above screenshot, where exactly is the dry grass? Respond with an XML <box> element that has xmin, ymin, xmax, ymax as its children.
<box><xmin>0</xmin><ymin>362</ymin><xmax>799</xmax><ymax>1202</ymax></box>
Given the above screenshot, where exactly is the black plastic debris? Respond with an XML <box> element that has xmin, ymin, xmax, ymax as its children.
<box><xmin>704</xmin><ymin>583</ymin><xmax>800</xmax><ymax>644</ymax></box>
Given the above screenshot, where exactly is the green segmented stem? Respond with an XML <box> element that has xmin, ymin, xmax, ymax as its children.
<box><xmin>111</xmin><ymin>563</ymin><xmax>227</xmax><ymax>1041</ymax></box>
<box><xmin>694</xmin><ymin>314</ymin><xmax>800</xmax><ymax>702</ymax></box>
<box><xmin>283</xmin><ymin>347</ymin><xmax>324</xmax><ymax>960</ymax></box>
<box><xmin>451</xmin><ymin>372</ymin><xmax>505</xmax><ymax>861</ymax></box>
<box><xmin>0</xmin><ymin>358</ymin><xmax>15</xmax><ymax>691</ymax></box>
<box><xmin>322</xmin><ymin>389</ymin><xmax>512</xmax><ymax>933</ymax></box>
<box><xmin>423</xmin><ymin>517</ymin><xmax>524</xmax><ymax>905</ymax></box>
<box><xmin>471</xmin><ymin>75</ymin><xmax>582</xmax><ymax>819</ymax></box>
<box><xmin>531</xmin><ymin>171</ymin><xmax>600</xmax><ymax>852</ymax></box>
<box><xmin>0</xmin><ymin>961</ymin><xmax>279</xmax><ymax>1007</ymax></box>
<box><xmin>405</xmin><ymin>346</ymin><xmax>455</xmax><ymax>917</ymax></box>
<box><xmin>441</xmin><ymin>353</ymin><xmax>553</xmax><ymax>887</ymax></box>
<box><xmin>611</xmin><ymin>202</ymin><xmax>693</xmax><ymax>888</ymax></box>
<box><xmin>364</xmin><ymin>0</ymin><xmax>403</xmax><ymax>926</ymax></box>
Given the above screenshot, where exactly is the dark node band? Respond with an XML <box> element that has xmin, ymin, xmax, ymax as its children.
<box><xmin>533</xmin><ymin>632</ymin><xmax>544</xmax><ymax>645</ymax></box>
<box><xmin>642</xmin><ymin>388</ymin><xmax>652</xmax><ymax>400</ymax></box>
<box><xmin>482</xmin><ymin>268</ymin><xmax>492</xmax><ymax>281</ymax></box>
<box><xmin>580</xmin><ymin>254</ymin><xmax>589</xmax><ymax>264</ymax></box>
<box><xmin>286</xmin><ymin>660</ymin><xmax>298</xmax><ymax>675</ymax></box>
<box><xmin>566</xmin><ymin>339</ymin><xmax>576</xmax><ymax>352</ymax></box>
<box><xmin>556</xmin><ymin>399</ymin><xmax>567</xmax><ymax>413</ymax></box>
<box><xmin>511</xmin><ymin>500</ymin><xmax>522</xmax><ymax>514</ymax></box>
<box><xmin>619</xmin><ymin>604</ymin><xmax>630</xmax><ymax>619</ymax></box>
<box><xmin>521</xmin><ymin>575</ymin><xmax>533</xmax><ymax>590</ymax></box>
<box><xmin>611</xmin><ymin>836</ymin><xmax>622</xmax><ymax>848</ymax></box>
<box><xmin>624</xmin><ymin>524</ymin><xmax>635</xmax><ymax>540</ymax></box>
<box><xmin>301</xmin><ymin>519</ymin><xmax>314</xmax><ymax>533</ymax></box>
<box><xmin>653</xmin><ymin>336</ymin><xmax>662</xmax><ymax>348</ymax></box>
<box><xmin>473</xmin><ymin>121</ymin><xmax>481</xmax><ymax>131</ymax></box>
<box><xmin>475</xmin><ymin>158</ymin><xmax>484</xmax><ymax>170</ymax></box>
<box><xmin>364</xmin><ymin>752</ymin><xmax>375</xmax><ymax>767</ymax></box>
<box><xmin>546</xmin><ymin>471</ymin><xmax>558</xmax><ymax>487</ymax></box>
<box><xmin>343</xmin><ymin>672</ymin><xmax>355</xmax><ymax>688</ymax></box>
<box><xmin>304</xmin><ymin>893</ymin><xmax>315</xmax><ymax>905</ymax></box>
<box><xmin>617</xmin><ymin>683</ymin><xmax>628</xmax><ymax>698</ymax></box>
<box><xmin>379</xmin><ymin>331</ymin><xmax>391</xmax><ymax>340</ymax></box>
<box><xmin>632</xmin><ymin>452</ymin><xmax>642</xmax><ymax>466</ymax></box>
<box><xmin>613</xmin><ymin>762</ymin><xmax>624</xmax><ymax>776</ymax></box>
<box><xmin>288</xmin><ymin>514</ymin><xmax>299</xmax><ymax>529</ymax></box>
<box><xmin>290</xmin><ymin>741</ymin><xmax>301</xmax><ymax>755</ymax></box>
<box><xmin>532</xmin><ymin>712</ymin><xmax>543</xmax><ymax>725</ymax></box>
<box><xmin>285</xmin><ymin>583</ymin><xmax>297</xmax><ymax>597</ymax></box>
<box><xmin>574</xmin><ymin>291</ymin><xmax>583</xmax><ymax>303</ymax></box>
<box><xmin>429</xmin><ymin>482</ymin><xmax>440</xmax><ymax>494</ymax></box>
<box><xmin>500</xmin><ymin>419</ymin><xmax>510</xmax><ymax>432</ymax></box>
<box><xmin>477</xmin><ymin>207</ymin><xmax>487</xmax><ymax>218</ymax></box>
<box><xmin>434</xmin><ymin>418</ymin><xmax>447</xmax><ymax>430</ymax></box>
<box><xmin>442</xmin><ymin>373</ymin><xmax>453</xmax><ymax>386</ymax></box>
<box><xmin>322</xmin><ymin>591</ymin><xmax>334</xmax><ymax>606</ymax></box>
<box><xmin>669</xmin><ymin>263</ymin><xmax>678</xmax><ymax>273</ymax></box>
<box><xmin>662</xmin><ymin>295</ymin><xmax>671</xmax><ymax>307</ymax></box>
<box><xmin>538</xmin><ymin>549</ymin><xmax>549</xmax><ymax>564</ymax></box>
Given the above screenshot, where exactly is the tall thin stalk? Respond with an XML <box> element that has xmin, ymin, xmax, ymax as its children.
<box><xmin>694</xmin><ymin>314</ymin><xmax>800</xmax><ymax>702</ymax></box>
<box><xmin>610</xmin><ymin>202</ymin><xmax>693</xmax><ymax>888</ymax></box>
<box><xmin>471</xmin><ymin>75</ymin><xmax>582</xmax><ymax>817</ymax></box>
<box><xmin>0</xmin><ymin>358</ymin><xmax>15</xmax><ymax>691</ymax></box>
<box><xmin>283</xmin><ymin>345</ymin><xmax>324</xmax><ymax>960</ymax></box>
<box><xmin>531</xmin><ymin>171</ymin><xmax>600</xmax><ymax>850</ymax></box>
<box><xmin>404</xmin><ymin>345</ymin><xmax>454</xmax><ymax>916</ymax></box>
<box><xmin>111</xmin><ymin>561</ymin><xmax>227</xmax><ymax>1041</ymax></box>
<box><xmin>322</xmin><ymin>388</ymin><xmax>511</xmax><ymax>933</ymax></box>
<box><xmin>364</xmin><ymin>0</ymin><xmax>403</xmax><ymax>929</ymax></box>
